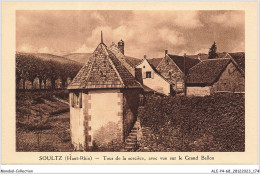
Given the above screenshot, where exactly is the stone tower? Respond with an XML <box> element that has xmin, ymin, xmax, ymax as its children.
<box><xmin>118</xmin><ymin>39</ymin><xmax>124</xmax><ymax>55</ymax></box>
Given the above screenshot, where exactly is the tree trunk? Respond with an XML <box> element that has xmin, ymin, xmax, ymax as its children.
<box><xmin>31</xmin><ymin>80</ymin><xmax>34</xmax><ymax>89</ymax></box>
<box><xmin>43</xmin><ymin>80</ymin><xmax>47</xmax><ymax>89</ymax></box>
<box><xmin>62</xmin><ymin>79</ymin><xmax>66</xmax><ymax>89</ymax></box>
<box><xmin>23</xmin><ymin>79</ymin><xmax>26</xmax><ymax>89</ymax></box>
<box><xmin>39</xmin><ymin>78</ymin><xmax>42</xmax><ymax>90</ymax></box>
<box><xmin>51</xmin><ymin>79</ymin><xmax>56</xmax><ymax>89</ymax></box>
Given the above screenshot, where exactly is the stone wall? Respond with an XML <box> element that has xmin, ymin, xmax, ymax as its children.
<box><xmin>88</xmin><ymin>90</ymin><xmax>123</xmax><ymax>147</ymax></box>
<box><xmin>69</xmin><ymin>89</ymin><xmax>141</xmax><ymax>150</ymax></box>
<box><xmin>186</xmin><ymin>86</ymin><xmax>212</xmax><ymax>97</ymax></box>
<box><xmin>122</xmin><ymin>89</ymin><xmax>140</xmax><ymax>138</ymax></box>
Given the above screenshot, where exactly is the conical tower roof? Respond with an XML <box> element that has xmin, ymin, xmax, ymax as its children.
<box><xmin>68</xmin><ymin>41</ymin><xmax>142</xmax><ymax>89</ymax></box>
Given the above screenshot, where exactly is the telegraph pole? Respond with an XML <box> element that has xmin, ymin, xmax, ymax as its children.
<box><xmin>184</xmin><ymin>53</ymin><xmax>186</xmax><ymax>96</ymax></box>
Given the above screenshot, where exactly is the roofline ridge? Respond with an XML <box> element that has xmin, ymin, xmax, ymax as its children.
<box><xmin>202</xmin><ymin>58</ymin><xmax>230</xmax><ymax>61</ymax></box>
<box><xmin>226</xmin><ymin>53</ymin><xmax>245</xmax><ymax>76</ymax></box>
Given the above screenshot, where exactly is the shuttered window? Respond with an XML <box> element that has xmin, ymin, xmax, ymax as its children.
<box><xmin>146</xmin><ymin>72</ymin><xmax>152</xmax><ymax>78</ymax></box>
<box><xmin>71</xmin><ymin>92</ymin><xmax>82</xmax><ymax>108</ymax></box>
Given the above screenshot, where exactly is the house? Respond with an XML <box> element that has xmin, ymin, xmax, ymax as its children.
<box><xmin>135</xmin><ymin>55</ymin><xmax>173</xmax><ymax>96</ymax></box>
<box><xmin>67</xmin><ymin>34</ymin><xmax>142</xmax><ymax>151</ymax></box>
<box><xmin>156</xmin><ymin>50</ymin><xmax>200</xmax><ymax>94</ymax></box>
<box><xmin>225</xmin><ymin>52</ymin><xmax>245</xmax><ymax>76</ymax></box>
<box><xmin>186</xmin><ymin>53</ymin><xmax>245</xmax><ymax>96</ymax></box>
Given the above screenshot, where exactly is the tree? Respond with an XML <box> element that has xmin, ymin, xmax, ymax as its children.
<box><xmin>208</xmin><ymin>41</ymin><xmax>218</xmax><ymax>59</ymax></box>
<box><xmin>37</xmin><ymin>59</ymin><xmax>49</xmax><ymax>89</ymax></box>
<box><xmin>68</xmin><ymin>63</ymin><xmax>82</xmax><ymax>81</ymax></box>
<box><xmin>46</xmin><ymin>60</ymin><xmax>60</xmax><ymax>89</ymax></box>
<box><xmin>16</xmin><ymin>54</ymin><xmax>32</xmax><ymax>89</ymax></box>
<box><xmin>26</xmin><ymin>56</ymin><xmax>39</xmax><ymax>89</ymax></box>
<box><xmin>59</xmin><ymin>63</ymin><xmax>70</xmax><ymax>89</ymax></box>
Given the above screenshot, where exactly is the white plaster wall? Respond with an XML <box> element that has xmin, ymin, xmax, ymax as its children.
<box><xmin>69</xmin><ymin>92</ymin><xmax>85</xmax><ymax>151</ymax></box>
<box><xmin>137</xmin><ymin>59</ymin><xmax>170</xmax><ymax>95</ymax></box>
<box><xmin>143</xmin><ymin>73</ymin><xmax>170</xmax><ymax>95</ymax></box>
<box><xmin>88</xmin><ymin>90</ymin><xmax>123</xmax><ymax>145</ymax></box>
<box><xmin>186</xmin><ymin>86</ymin><xmax>212</xmax><ymax>97</ymax></box>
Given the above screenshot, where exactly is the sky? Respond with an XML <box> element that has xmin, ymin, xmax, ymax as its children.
<box><xmin>16</xmin><ymin>10</ymin><xmax>245</xmax><ymax>59</ymax></box>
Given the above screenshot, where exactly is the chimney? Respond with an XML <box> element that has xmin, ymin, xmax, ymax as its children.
<box><xmin>118</xmin><ymin>39</ymin><xmax>124</xmax><ymax>55</ymax></box>
<box><xmin>144</xmin><ymin>55</ymin><xmax>147</xmax><ymax>59</ymax></box>
<box><xmin>135</xmin><ymin>68</ymin><xmax>143</xmax><ymax>85</ymax></box>
<box><xmin>165</xmin><ymin>50</ymin><xmax>168</xmax><ymax>56</ymax></box>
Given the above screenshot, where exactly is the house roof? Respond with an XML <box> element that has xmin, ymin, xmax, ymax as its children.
<box><xmin>186</xmin><ymin>58</ymin><xmax>231</xmax><ymax>86</ymax></box>
<box><xmin>108</xmin><ymin>42</ymin><xmax>135</xmax><ymax>75</ymax></box>
<box><xmin>167</xmin><ymin>54</ymin><xmax>201</xmax><ymax>74</ymax></box>
<box><xmin>136</xmin><ymin>58</ymin><xmax>174</xmax><ymax>85</ymax></box>
<box><xmin>227</xmin><ymin>52</ymin><xmax>245</xmax><ymax>73</ymax></box>
<box><xmin>68</xmin><ymin>42</ymin><xmax>142</xmax><ymax>89</ymax></box>
<box><xmin>148</xmin><ymin>58</ymin><xmax>163</xmax><ymax>67</ymax></box>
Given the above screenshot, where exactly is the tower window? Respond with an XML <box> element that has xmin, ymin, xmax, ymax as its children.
<box><xmin>143</xmin><ymin>66</ymin><xmax>145</xmax><ymax>68</ymax></box>
<box><xmin>71</xmin><ymin>92</ymin><xmax>82</xmax><ymax>108</ymax></box>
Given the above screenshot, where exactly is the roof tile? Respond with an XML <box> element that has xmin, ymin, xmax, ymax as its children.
<box><xmin>68</xmin><ymin>43</ymin><xmax>142</xmax><ymax>89</ymax></box>
<box><xmin>186</xmin><ymin>58</ymin><xmax>231</xmax><ymax>85</ymax></box>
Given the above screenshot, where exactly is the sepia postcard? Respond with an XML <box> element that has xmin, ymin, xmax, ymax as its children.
<box><xmin>1</xmin><ymin>1</ymin><xmax>259</xmax><ymax>165</ymax></box>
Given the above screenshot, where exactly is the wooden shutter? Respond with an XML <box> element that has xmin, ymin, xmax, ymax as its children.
<box><xmin>79</xmin><ymin>92</ymin><xmax>82</xmax><ymax>108</ymax></box>
<box><xmin>151</xmin><ymin>71</ymin><xmax>154</xmax><ymax>79</ymax></box>
<box><xmin>71</xmin><ymin>93</ymin><xmax>74</xmax><ymax>107</ymax></box>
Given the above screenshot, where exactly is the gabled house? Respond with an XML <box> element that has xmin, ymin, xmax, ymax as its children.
<box><xmin>135</xmin><ymin>55</ymin><xmax>173</xmax><ymax>96</ymax></box>
<box><xmin>186</xmin><ymin>54</ymin><xmax>245</xmax><ymax>96</ymax></box>
<box><xmin>67</xmin><ymin>34</ymin><xmax>142</xmax><ymax>151</ymax></box>
<box><xmin>156</xmin><ymin>50</ymin><xmax>200</xmax><ymax>94</ymax></box>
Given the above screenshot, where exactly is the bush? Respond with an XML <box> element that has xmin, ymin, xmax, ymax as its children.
<box><xmin>140</xmin><ymin>93</ymin><xmax>245</xmax><ymax>152</ymax></box>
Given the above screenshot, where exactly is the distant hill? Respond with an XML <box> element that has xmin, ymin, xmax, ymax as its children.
<box><xmin>62</xmin><ymin>53</ymin><xmax>92</xmax><ymax>65</ymax></box>
<box><xmin>62</xmin><ymin>53</ymin><xmax>163</xmax><ymax>68</ymax></box>
<box><xmin>17</xmin><ymin>52</ymin><xmax>82</xmax><ymax>65</ymax></box>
